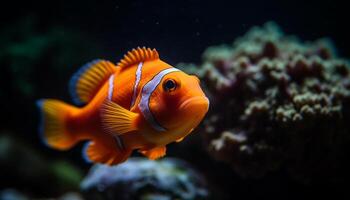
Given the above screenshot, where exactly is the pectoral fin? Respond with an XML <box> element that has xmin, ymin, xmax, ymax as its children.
<box><xmin>138</xmin><ymin>146</ymin><xmax>166</xmax><ymax>160</ymax></box>
<box><xmin>101</xmin><ymin>100</ymin><xmax>139</xmax><ymax>135</ymax></box>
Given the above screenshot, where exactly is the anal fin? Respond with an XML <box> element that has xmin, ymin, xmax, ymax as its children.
<box><xmin>83</xmin><ymin>141</ymin><xmax>131</xmax><ymax>165</ymax></box>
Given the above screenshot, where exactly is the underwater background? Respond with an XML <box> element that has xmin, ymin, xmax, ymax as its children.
<box><xmin>1</xmin><ymin>0</ymin><xmax>349</xmax><ymax>199</ymax></box>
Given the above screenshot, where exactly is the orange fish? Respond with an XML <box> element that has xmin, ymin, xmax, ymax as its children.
<box><xmin>37</xmin><ymin>47</ymin><xmax>209</xmax><ymax>165</ymax></box>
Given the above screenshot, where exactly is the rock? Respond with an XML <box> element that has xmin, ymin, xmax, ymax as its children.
<box><xmin>81</xmin><ymin>158</ymin><xmax>208</xmax><ymax>200</ymax></box>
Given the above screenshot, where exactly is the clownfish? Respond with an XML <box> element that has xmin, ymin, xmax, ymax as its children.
<box><xmin>37</xmin><ymin>47</ymin><xmax>209</xmax><ymax>165</ymax></box>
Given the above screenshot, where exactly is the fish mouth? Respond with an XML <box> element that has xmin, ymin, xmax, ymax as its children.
<box><xmin>180</xmin><ymin>96</ymin><xmax>210</xmax><ymax>113</ymax></box>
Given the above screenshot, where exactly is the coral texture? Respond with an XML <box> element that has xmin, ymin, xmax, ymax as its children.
<box><xmin>178</xmin><ymin>22</ymin><xmax>350</xmax><ymax>182</ymax></box>
<box><xmin>81</xmin><ymin>158</ymin><xmax>208</xmax><ymax>200</ymax></box>
<box><xmin>0</xmin><ymin>133</ymin><xmax>83</xmax><ymax>195</ymax></box>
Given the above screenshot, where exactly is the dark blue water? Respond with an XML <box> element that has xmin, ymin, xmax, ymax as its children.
<box><xmin>2</xmin><ymin>0</ymin><xmax>349</xmax><ymax>62</ymax></box>
<box><xmin>0</xmin><ymin>0</ymin><xmax>348</xmax><ymax>199</ymax></box>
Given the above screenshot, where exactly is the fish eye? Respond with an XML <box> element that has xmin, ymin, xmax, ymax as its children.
<box><xmin>163</xmin><ymin>79</ymin><xmax>177</xmax><ymax>92</ymax></box>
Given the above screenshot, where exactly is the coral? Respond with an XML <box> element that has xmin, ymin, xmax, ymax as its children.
<box><xmin>178</xmin><ymin>22</ymin><xmax>350</xmax><ymax>183</ymax></box>
<box><xmin>0</xmin><ymin>133</ymin><xmax>83</xmax><ymax>195</ymax></box>
<box><xmin>0</xmin><ymin>189</ymin><xmax>83</xmax><ymax>200</ymax></box>
<box><xmin>81</xmin><ymin>158</ymin><xmax>208</xmax><ymax>200</ymax></box>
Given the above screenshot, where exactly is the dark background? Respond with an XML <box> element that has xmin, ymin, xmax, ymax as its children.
<box><xmin>1</xmin><ymin>0</ymin><xmax>349</xmax><ymax>199</ymax></box>
<box><xmin>1</xmin><ymin>0</ymin><xmax>349</xmax><ymax>62</ymax></box>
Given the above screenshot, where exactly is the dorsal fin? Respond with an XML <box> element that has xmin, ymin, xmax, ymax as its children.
<box><xmin>116</xmin><ymin>47</ymin><xmax>159</xmax><ymax>69</ymax></box>
<box><xmin>69</xmin><ymin>59</ymin><xmax>117</xmax><ymax>105</ymax></box>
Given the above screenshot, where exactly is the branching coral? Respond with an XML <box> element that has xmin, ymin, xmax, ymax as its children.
<box><xmin>178</xmin><ymin>22</ymin><xmax>350</xmax><ymax>183</ymax></box>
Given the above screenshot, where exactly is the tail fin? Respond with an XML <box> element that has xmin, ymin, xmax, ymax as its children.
<box><xmin>36</xmin><ymin>99</ymin><xmax>78</xmax><ymax>150</ymax></box>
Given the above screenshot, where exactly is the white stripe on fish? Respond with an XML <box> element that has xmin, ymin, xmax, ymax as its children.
<box><xmin>130</xmin><ymin>62</ymin><xmax>143</xmax><ymax>109</ymax></box>
<box><xmin>138</xmin><ymin>67</ymin><xmax>181</xmax><ymax>132</ymax></box>
<box><xmin>108</xmin><ymin>74</ymin><xmax>115</xmax><ymax>100</ymax></box>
